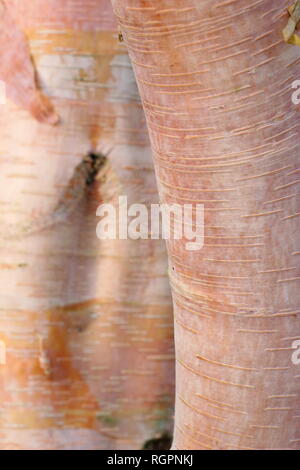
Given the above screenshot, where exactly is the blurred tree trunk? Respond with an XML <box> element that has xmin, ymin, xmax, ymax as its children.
<box><xmin>0</xmin><ymin>0</ymin><xmax>174</xmax><ymax>450</ymax></box>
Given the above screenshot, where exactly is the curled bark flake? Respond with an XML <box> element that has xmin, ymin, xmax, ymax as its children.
<box><xmin>0</xmin><ymin>1</ymin><xmax>59</xmax><ymax>124</ymax></box>
<box><xmin>283</xmin><ymin>1</ymin><xmax>300</xmax><ymax>45</ymax></box>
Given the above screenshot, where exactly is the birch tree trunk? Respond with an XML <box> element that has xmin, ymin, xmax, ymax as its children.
<box><xmin>0</xmin><ymin>0</ymin><xmax>174</xmax><ymax>450</ymax></box>
<box><xmin>110</xmin><ymin>0</ymin><xmax>300</xmax><ymax>450</ymax></box>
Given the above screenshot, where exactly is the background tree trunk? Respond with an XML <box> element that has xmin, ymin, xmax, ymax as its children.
<box><xmin>110</xmin><ymin>0</ymin><xmax>300</xmax><ymax>450</ymax></box>
<box><xmin>0</xmin><ymin>0</ymin><xmax>174</xmax><ymax>450</ymax></box>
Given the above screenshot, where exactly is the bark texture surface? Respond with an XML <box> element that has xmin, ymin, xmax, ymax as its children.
<box><xmin>0</xmin><ymin>0</ymin><xmax>174</xmax><ymax>450</ymax></box>
<box><xmin>110</xmin><ymin>0</ymin><xmax>300</xmax><ymax>450</ymax></box>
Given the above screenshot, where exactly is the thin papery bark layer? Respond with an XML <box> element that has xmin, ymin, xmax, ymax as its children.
<box><xmin>110</xmin><ymin>0</ymin><xmax>300</xmax><ymax>450</ymax></box>
<box><xmin>0</xmin><ymin>2</ymin><xmax>58</xmax><ymax>123</ymax></box>
<box><xmin>0</xmin><ymin>0</ymin><xmax>117</xmax><ymax>122</ymax></box>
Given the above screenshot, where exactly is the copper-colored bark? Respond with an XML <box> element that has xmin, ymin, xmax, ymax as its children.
<box><xmin>110</xmin><ymin>0</ymin><xmax>300</xmax><ymax>450</ymax></box>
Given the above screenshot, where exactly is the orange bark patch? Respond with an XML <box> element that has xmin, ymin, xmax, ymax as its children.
<box><xmin>0</xmin><ymin>4</ymin><xmax>58</xmax><ymax>124</ymax></box>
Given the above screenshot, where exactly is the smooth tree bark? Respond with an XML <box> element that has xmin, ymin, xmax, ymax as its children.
<box><xmin>0</xmin><ymin>0</ymin><xmax>174</xmax><ymax>450</ymax></box>
<box><xmin>110</xmin><ymin>0</ymin><xmax>300</xmax><ymax>449</ymax></box>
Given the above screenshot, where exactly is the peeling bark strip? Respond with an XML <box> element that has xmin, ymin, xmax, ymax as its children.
<box><xmin>110</xmin><ymin>0</ymin><xmax>300</xmax><ymax>450</ymax></box>
<box><xmin>0</xmin><ymin>1</ymin><xmax>58</xmax><ymax>123</ymax></box>
<box><xmin>283</xmin><ymin>1</ymin><xmax>300</xmax><ymax>42</ymax></box>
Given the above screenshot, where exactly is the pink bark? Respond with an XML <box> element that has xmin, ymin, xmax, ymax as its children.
<box><xmin>110</xmin><ymin>0</ymin><xmax>300</xmax><ymax>450</ymax></box>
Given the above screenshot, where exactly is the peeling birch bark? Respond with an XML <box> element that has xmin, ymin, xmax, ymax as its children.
<box><xmin>0</xmin><ymin>1</ymin><xmax>58</xmax><ymax>124</ymax></box>
<box><xmin>0</xmin><ymin>0</ymin><xmax>174</xmax><ymax>450</ymax></box>
<box><xmin>110</xmin><ymin>0</ymin><xmax>300</xmax><ymax>450</ymax></box>
<box><xmin>283</xmin><ymin>1</ymin><xmax>300</xmax><ymax>43</ymax></box>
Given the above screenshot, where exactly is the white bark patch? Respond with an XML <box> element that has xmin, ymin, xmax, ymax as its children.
<box><xmin>107</xmin><ymin>54</ymin><xmax>140</xmax><ymax>103</ymax></box>
<box><xmin>36</xmin><ymin>54</ymin><xmax>103</xmax><ymax>100</ymax></box>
